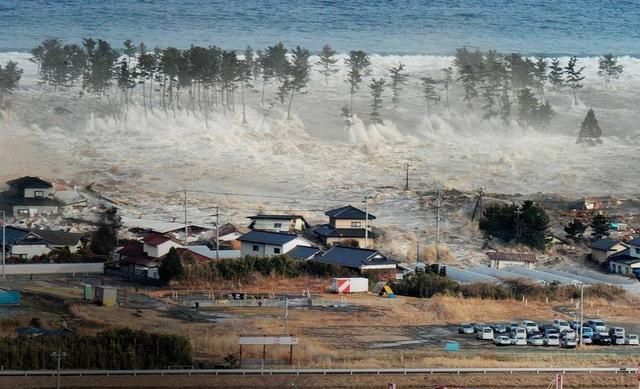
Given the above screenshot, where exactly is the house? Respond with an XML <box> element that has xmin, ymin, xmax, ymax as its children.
<box><xmin>238</xmin><ymin>230</ymin><xmax>314</xmax><ymax>257</ymax></box>
<box><xmin>3</xmin><ymin>176</ymin><xmax>61</xmax><ymax>217</ymax></box>
<box><xmin>31</xmin><ymin>229</ymin><xmax>82</xmax><ymax>253</ymax></box>
<box><xmin>312</xmin><ymin>245</ymin><xmax>399</xmax><ymax>273</ymax></box>
<box><xmin>590</xmin><ymin>238</ymin><xmax>628</xmax><ymax>264</ymax></box>
<box><xmin>247</xmin><ymin>215</ymin><xmax>309</xmax><ymax>233</ymax></box>
<box><xmin>1</xmin><ymin>226</ymin><xmax>50</xmax><ymax>258</ymax></box>
<box><xmin>286</xmin><ymin>245</ymin><xmax>322</xmax><ymax>261</ymax></box>
<box><xmin>487</xmin><ymin>251</ymin><xmax>536</xmax><ymax>270</ymax></box>
<box><xmin>120</xmin><ymin>216</ymin><xmax>212</xmax><ymax>243</ymax></box>
<box><xmin>608</xmin><ymin>238</ymin><xmax>640</xmax><ymax>277</ymax></box>
<box><xmin>118</xmin><ymin>234</ymin><xmax>182</xmax><ymax>279</ymax></box>
<box><xmin>215</xmin><ymin>223</ymin><xmax>248</xmax><ymax>250</ymax></box>
<box><xmin>313</xmin><ymin>205</ymin><xmax>376</xmax><ymax>248</ymax></box>
<box><xmin>177</xmin><ymin>246</ymin><xmax>241</xmax><ymax>261</ymax></box>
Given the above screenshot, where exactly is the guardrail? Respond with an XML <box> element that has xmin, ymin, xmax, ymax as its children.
<box><xmin>1</xmin><ymin>367</ymin><xmax>638</xmax><ymax>377</ymax></box>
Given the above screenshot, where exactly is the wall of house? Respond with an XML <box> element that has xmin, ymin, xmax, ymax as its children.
<box><xmin>24</xmin><ymin>188</ymin><xmax>53</xmax><ymax>198</ymax></box>
<box><xmin>609</xmin><ymin>261</ymin><xmax>640</xmax><ymax>276</ymax></box>
<box><xmin>241</xmin><ymin>242</ymin><xmax>265</xmax><ymax>257</ymax></box>
<box><xmin>629</xmin><ymin>244</ymin><xmax>640</xmax><ymax>259</ymax></box>
<box><xmin>326</xmin><ymin>237</ymin><xmax>366</xmax><ymax>248</ymax></box>
<box><xmin>332</xmin><ymin>219</ymin><xmax>367</xmax><ymax>229</ymax></box>
<box><xmin>49</xmin><ymin>243</ymin><xmax>81</xmax><ymax>254</ymax></box>
<box><xmin>12</xmin><ymin>205</ymin><xmax>59</xmax><ymax>217</ymax></box>
<box><xmin>11</xmin><ymin>244</ymin><xmax>50</xmax><ymax>258</ymax></box>
<box><xmin>592</xmin><ymin>249</ymin><xmax>610</xmax><ymax>264</ymax></box>
<box><xmin>143</xmin><ymin>241</ymin><xmax>181</xmax><ymax>258</ymax></box>
<box><xmin>251</xmin><ymin>219</ymin><xmax>292</xmax><ymax>232</ymax></box>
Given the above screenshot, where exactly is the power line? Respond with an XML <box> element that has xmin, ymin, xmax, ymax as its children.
<box><xmin>168</xmin><ymin>189</ymin><xmax>359</xmax><ymax>204</ymax></box>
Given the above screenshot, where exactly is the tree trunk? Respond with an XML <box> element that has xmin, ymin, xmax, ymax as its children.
<box><xmin>287</xmin><ymin>87</ymin><xmax>295</xmax><ymax>120</ymax></box>
<box><xmin>241</xmin><ymin>81</ymin><xmax>247</xmax><ymax>124</ymax></box>
<box><xmin>261</xmin><ymin>78</ymin><xmax>266</xmax><ymax>105</ymax></box>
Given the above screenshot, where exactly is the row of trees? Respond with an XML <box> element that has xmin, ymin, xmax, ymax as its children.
<box><xmin>0</xmin><ymin>328</ymin><xmax>192</xmax><ymax>369</ymax></box>
<box><xmin>564</xmin><ymin>213</ymin><xmax>611</xmax><ymax>241</ymax></box>
<box><xmin>479</xmin><ymin>200</ymin><xmax>551</xmax><ymax>249</ymax></box>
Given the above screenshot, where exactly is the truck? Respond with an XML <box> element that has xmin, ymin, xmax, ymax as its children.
<box><xmin>330</xmin><ymin>277</ymin><xmax>369</xmax><ymax>293</ymax></box>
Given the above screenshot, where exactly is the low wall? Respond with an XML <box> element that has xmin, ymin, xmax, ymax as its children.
<box><xmin>1</xmin><ymin>263</ymin><xmax>104</xmax><ymax>275</ymax></box>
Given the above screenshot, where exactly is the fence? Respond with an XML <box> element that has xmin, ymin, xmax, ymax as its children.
<box><xmin>1</xmin><ymin>263</ymin><xmax>104</xmax><ymax>275</ymax></box>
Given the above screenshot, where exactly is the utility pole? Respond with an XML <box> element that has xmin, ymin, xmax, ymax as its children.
<box><xmin>514</xmin><ymin>204</ymin><xmax>523</xmax><ymax>243</ymax></box>
<box><xmin>579</xmin><ymin>282</ymin><xmax>584</xmax><ymax>349</ymax></box>
<box><xmin>213</xmin><ymin>206</ymin><xmax>220</xmax><ymax>260</ymax></box>
<box><xmin>435</xmin><ymin>189</ymin><xmax>443</xmax><ymax>263</ymax></box>
<box><xmin>183</xmin><ymin>190</ymin><xmax>188</xmax><ymax>246</ymax></box>
<box><xmin>363</xmin><ymin>195</ymin><xmax>369</xmax><ymax>248</ymax></box>
<box><xmin>1</xmin><ymin>210</ymin><xmax>5</xmax><ymax>279</ymax></box>
<box><xmin>471</xmin><ymin>187</ymin><xmax>485</xmax><ymax>222</ymax></box>
<box><xmin>404</xmin><ymin>163</ymin><xmax>409</xmax><ymax>191</ymax></box>
<box><xmin>415</xmin><ymin>227</ymin><xmax>420</xmax><ymax>266</ymax></box>
<box><xmin>50</xmin><ymin>346</ymin><xmax>68</xmax><ymax>389</ymax></box>
<box><xmin>284</xmin><ymin>298</ymin><xmax>289</xmax><ymax>334</ymax></box>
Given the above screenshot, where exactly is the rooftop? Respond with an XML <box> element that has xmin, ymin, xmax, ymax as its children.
<box><xmin>142</xmin><ymin>234</ymin><xmax>178</xmax><ymax>246</ymax></box>
<box><xmin>314</xmin><ymin>245</ymin><xmax>398</xmax><ymax>269</ymax></box>
<box><xmin>629</xmin><ymin>238</ymin><xmax>640</xmax><ymax>246</ymax></box>
<box><xmin>325</xmin><ymin>205</ymin><xmax>376</xmax><ymax>220</ymax></box>
<box><xmin>238</xmin><ymin>230</ymin><xmax>301</xmax><ymax>245</ymax></box>
<box><xmin>609</xmin><ymin>249</ymin><xmax>640</xmax><ymax>265</ymax></box>
<box><xmin>287</xmin><ymin>245</ymin><xmax>322</xmax><ymax>261</ymax></box>
<box><xmin>591</xmin><ymin>238</ymin><xmax>626</xmax><ymax>251</ymax></box>
<box><xmin>31</xmin><ymin>229</ymin><xmax>82</xmax><ymax>246</ymax></box>
<box><xmin>6</xmin><ymin>176</ymin><xmax>53</xmax><ymax>189</ymax></box>
<box><xmin>486</xmin><ymin>251</ymin><xmax>537</xmax><ymax>263</ymax></box>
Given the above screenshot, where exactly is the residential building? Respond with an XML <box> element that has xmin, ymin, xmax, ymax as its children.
<box><xmin>313</xmin><ymin>205</ymin><xmax>376</xmax><ymax>247</ymax></box>
<box><xmin>238</xmin><ymin>230</ymin><xmax>314</xmax><ymax>257</ymax></box>
<box><xmin>142</xmin><ymin>234</ymin><xmax>183</xmax><ymax>258</ymax></box>
<box><xmin>487</xmin><ymin>251</ymin><xmax>536</xmax><ymax>270</ymax></box>
<box><xmin>216</xmin><ymin>223</ymin><xmax>248</xmax><ymax>250</ymax></box>
<box><xmin>247</xmin><ymin>214</ymin><xmax>309</xmax><ymax>233</ymax></box>
<box><xmin>118</xmin><ymin>234</ymin><xmax>182</xmax><ymax>279</ymax></box>
<box><xmin>1</xmin><ymin>226</ymin><xmax>50</xmax><ymax>258</ymax></box>
<box><xmin>287</xmin><ymin>245</ymin><xmax>322</xmax><ymax>261</ymax></box>
<box><xmin>608</xmin><ymin>238</ymin><xmax>640</xmax><ymax>277</ymax></box>
<box><xmin>31</xmin><ymin>229</ymin><xmax>82</xmax><ymax>253</ymax></box>
<box><xmin>590</xmin><ymin>238</ymin><xmax>628</xmax><ymax>264</ymax></box>
<box><xmin>3</xmin><ymin>176</ymin><xmax>61</xmax><ymax>217</ymax></box>
<box><xmin>178</xmin><ymin>246</ymin><xmax>241</xmax><ymax>261</ymax></box>
<box><xmin>312</xmin><ymin>245</ymin><xmax>398</xmax><ymax>273</ymax></box>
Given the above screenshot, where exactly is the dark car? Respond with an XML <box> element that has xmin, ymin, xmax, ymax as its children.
<box><xmin>539</xmin><ymin>324</ymin><xmax>554</xmax><ymax>333</ymax></box>
<box><xmin>592</xmin><ymin>334</ymin><xmax>613</xmax><ymax>345</ymax></box>
<box><xmin>491</xmin><ymin>323</ymin><xmax>507</xmax><ymax>334</ymax></box>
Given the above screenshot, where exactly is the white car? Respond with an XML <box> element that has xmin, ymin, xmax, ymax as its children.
<box><xmin>510</xmin><ymin>327</ymin><xmax>527</xmax><ymax>339</ymax></box>
<box><xmin>581</xmin><ymin>335</ymin><xmax>593</xmax><ymax>345</ymax></box>
<box><xmin>544</xmin><ymin>334</ymin><xmax>560</xmax><ymax>346</ymax></box>
<box><xmin>494</xmin><ymin>335</ymin><xmax>512</xmax><ymax>346</ymax></box>
<box><xmin>587</xmin><ymin>319</ymin><xmax>606</xmax><ymax>333</ymax></box>
<box><xmin>553</xmin><ymin>319</ymin><xmax>571</xmax><ymax>333</ymax></box>
<box><xmin>477</xmin><ymin>327</ymin><xmax>494</xmax><ymax>340</ymax></box>
<box><xmin>626</xmin><ymin>334</ymin><xmax>639</xmax><ymax>345</ymax></box>
<box><xmin>512</xmin><ymin>336</ymin><xmax>527</xmax><ymax>346</ymax></box>
<box><xmin>528</xmin><ymin>335</ymin><xmax>544</xmax><ymax>346</ymax></box>
<box><xmin>521</xmin><ymin>320</ymin><xmax>538</xmax><ymax>333</ymax></box>
<box><xmin>609</xmin><ymin>327</ymin><xmax>625</xmax><ymax>338</ymax></box>
<box><xmin>561</xmin><ymin>337</ymin><xmax>577</xmax><ymax>348</ymax></box>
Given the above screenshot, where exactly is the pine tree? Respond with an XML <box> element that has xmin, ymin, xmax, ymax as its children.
<box><xmin>479</xmin><ymin>50</ymin><xmax>506</xmax><ymax>120</ymax></box>
<box><xmin>564</xmin><ymin>218</ymin><xmax>586</xmax><ymax>241</ymax></box>
<box><xmin>535</xmin><ymin>101</ymin><xmax>555</xmax><ymax>128</ymax></box>
<box><xmin>441</xmin><ymin>67</ymin><xmax>453</xmax><ymax>110</ymax></box>
<box><xmin>316</xmin><ymin>44</ymin><xmax>339</xmax><ymax>85</ymax></box>
<box><xmin>577</xmin><ymin>108</ymin><xmax>602</xmax><ymax>144</ymax></box>
<box><xmin>0</xmin><ymin>61</ymin><xmax>23</xmax><ymax>105</ymax></box>
<box><xmin>458</xmin><ymin>64</ymin><xmax>478</xmax><ymax>109</ymax></box>
<box><xmin>499</xmin><ymin>82</ymin><xmax>512</xmax><ymax>124</ymax></box>
<box><xmin>122</xmin><ymin>39</ymin><xmax>137</xmax><ymax>65</ymax></box>
<box><xmin>388</xmin><ymin>63</ymin><xmax>408</xmax><ymax>110</ymax></box>
<box><xmin>420</xmin><ymin>77</ymin><xmax>439</xmax><ymax>115</ymax></box>
<box><xmin>237</xmin><ymin>52</ymin><xmax>253</xmax><ymax>124</ymax></box>
<box><xmin>533</xmin><ymin>56</ymin><xmax>548</xmax><ymax>98</ymax></box>
<box><xmin>548</xmin><ymin>58</ymin><xmax>563</xmax><ymax>89</ymax></box>
<box><xmin>159</xmin><ymin>247</ymin><xmax>184</xmax><ymax>284</ymax></box>
<box><xmin>517</xmin><ymin>88</ymin><xmax>539</xmax><ymax>127</ymax></box>
<box><xmin>597</xmin><ymin>54</ymin><xmax>623</xmax><ymax>88</ymax></box>
<box><xmin>590</xmin><ymin>213</ymin><xmax>610</xmax><ymax>240</ymax></box>
<box><xmin>564</xmin><ymin>56</ymin><xmax>585</xmax><ymax>105</ymax></box>
<box><xmin>369</xmin><ymin>78</ymin><xmax>385</xmax><ymax>124</ymax></box>
<box><xmin>283</xmin><ymin>46</ymin><xmax>310</xmax><ymax>120</ymax></box>
<box><xmin>345</xmin><ymin>50</ymin><xmax>371</xmax><ymax>119</ymax></box>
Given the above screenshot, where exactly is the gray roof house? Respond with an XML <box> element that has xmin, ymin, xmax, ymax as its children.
<box><xmin>590</xmin><ymin>238</ymin><xmax>628</xmax><ymax>264</ymax></box>
<box><xmin>287</xmin><ymin>245</ymin><xmax>322</xmax><ymax>261</ymax></box>
<box><xmin>3</xmin><ymin>176</ymin><xmax>61</xmax><ymax>218</ymax></box>
<box><xmin>313</xmin><ymin>245</ymin><xmax>398</xmax><ymax>271</ymax></box>
<box><xmin>247</xmin><ymin>214</ymin><xmax>310</xmax><ymax>233</ymax></box>
<box><xmin>313</xmin><ymin>205</ymin><xmax>377</xmax><ymax>248</ymax></box>
<box><xmin>238</xmin><ymin>230</ymin><xmax>315</xmax><ymax>258</ymax></box>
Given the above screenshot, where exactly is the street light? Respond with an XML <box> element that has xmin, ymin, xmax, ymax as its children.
<box><xmin>50</xmin><ymin>347</ymin><xmax>68</xmax><ymax>389</ymax></box>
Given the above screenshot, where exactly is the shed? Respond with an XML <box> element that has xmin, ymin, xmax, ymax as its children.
<box><xmin>95</xmin><ymin>286</ymin><xmax>118</xmax><ymax>307</ymax></box>
<box><xmin>487</xmin><ymin>251</ymin><xmax>537</xmax><ymax>270</ymax></box>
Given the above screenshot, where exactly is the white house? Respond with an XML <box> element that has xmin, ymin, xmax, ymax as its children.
<box><xmin>142</xmin><ymin>234</ymin><xmax>183</xmax><ymax>258</ymax></box>
<box><xmin>608</xmin><ymin>238</ymin><xmax>640</xmax><ymax>277</ymax></box>
<box><xmin>238</xmin><ymin>230</ymin><xmax>314</xmax><ymax>257</ymax></box>
<box><xmin>313</xmin><ymin>205</ymin><xmax>376</xmax><ymax>248</ymax></box>
<box><xmin>247</xmin><ymin>214</ymin><xmax>309</xmax><ymax>233</ymax></box>
<box><xmin>4</xmin><ymin>176</ymin><xmax>61</xmax><ymax>217</ymax></box>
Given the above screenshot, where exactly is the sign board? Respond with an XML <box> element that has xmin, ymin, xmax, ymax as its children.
<box><xmin>239</xmin><ymin>336</ymin><xmax>298</xmax><ymax>345</ymax></box>
<box><xmin>444</xmin><ymin>341</ymin><xmax>459</xmax><ymax>352</ymax></box>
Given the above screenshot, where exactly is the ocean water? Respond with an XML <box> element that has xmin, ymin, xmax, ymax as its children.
<box><xmin>0</xmin><ymin>0</ymin><xmax>639</xmax><ymax>55</ymax></box>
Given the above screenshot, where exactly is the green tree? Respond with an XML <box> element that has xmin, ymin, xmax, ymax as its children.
<box><xmin>577</xmin><ymin>108</ymin><xmax>602</xmax><ymax>144</ymax></box>
<box><xmin>388</xmin><ymin>63</ymin><xmax>409</xmax><ymax>110</ymax></box>
<box><xmin>441</xmin><ymin>67</ymin><xmax>454</xmax><ymax>110</ymax></box>
<box><xmin>548</xmin><ymin>58</ymin><xmax>563</xmax><ymax>89</ymax></box>
<box><xmin>420</xmin><ymin>77</ymin><xmax>439</xmax><ymax>115</ymax></box>
<box><xmin>83</xmin><ymin>38</ymin><xmax>118</xmax><ymax>96</ymax></box>
<box><xmin>316</xmin><ymin>44</ymin><xmax>339</xmax><ymax>85</ymax></box>
<box><xmin>283</xmin><ymin>46</ymin><xmax>310</xmax><ymax>120</ymax></box>
<box><xmin>564</xmin><ymin>218</ymin><xmax>586</xmax><ymax>241</ymax></box>
<box><xmin>479</xmin><ymin>201</ymin><xmax>550</xmax><ymax>250</ymax></box>
<box><xmin>159</xmin><ymin>247</ymin><xmax>184</xmax><ymax>284</ymax></box>
<box><xmin>564</xmin><ymin>56</ymin><xmax>585</xmax><ymax>105</ymax></box>
<box><xmin>238</xmin><ymin>49</ymin><xmax>253</xmax><ymax>124</ymax></box>
<box><xmin>369</xmin><ymin>78</ymin><xmax>386</xmax><ymax>124</ymax></box>
<box><xmin>499</xmin><ymin>82</ymin><xmax>512</xmax><ymax>124</ymax></box>
<box><xmin>458</xmin><ymin>64</ymin><xmax>478</xmax><ymax>109</ymax></box>
<box><xmin>517</xmin><ymin>88</ymin><xmax>538</xmax><ymax>127</ymax></box>
<box><xmin>597</xmin><ymin>54</ymin><xmax>623</xmax><ymax>88</ymax></box>
<box><xmin>31</xmin><ymin>38</ymin><xmax>75</xmax><ymax>90</ymax></box>
<box><xmin>0</xmin><ymin>61</ymin><xmax>23</xmax><ymax>105</ymax></box>
<box><xmin>90</xmin><ymin>207</ymin><xmax>121</xmax><ymax>256</ymax></box>
<box><xmin>533</xmin><ymin>56</ymin><xmax>548</xmax><ymax>98</ymax></box>
<box><xmin>344</xmin><ymin>50</ymin><xmax>371</xmax><ymax>120</ymax></box>
<box><xmin>590</xmin><ymin>213</ymin><xmax>610</xmax><ymax>240</ymax></box>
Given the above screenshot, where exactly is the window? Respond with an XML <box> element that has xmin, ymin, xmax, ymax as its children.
<box><xmin>17</xmin><ymin>209</ymin><xmax>29</xmax><ymax>216</ymax></box>
<box><xmin>273</xmin><ymin>223</ymin><xmax>282</xmax><ymax>228</ymax></box>
<box><xmin>34</xmin><ymin>191</ymin><xmax>44</xmax><ymax>197</ymax></box>
<box><xmin>274</xmin><ymin>248</ymin><xmax>281</xmax><ymax>254</ymax></box>
<box><xmin>626</xmin><ymin>267</ymin><xmax>630</xmax><ymax>274</ymax></box>
<box><xmin>252</xmin><ymin>245</ymin><xmax>259</xmax><ymax>252</ymax></box>
<box><xmin>351</xmin><ymin>221</ymin><xmax>362</xmax><ymax>227</ymax></box>
<box><xmin>636</xmin><ymin>248</ymin><xmax>640</xmax><ymax>255</ymax></box>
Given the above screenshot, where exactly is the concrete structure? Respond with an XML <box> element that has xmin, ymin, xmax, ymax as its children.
<box><xmin>487</xmin><ymin>251</ymin><xmax>536</xmax><ymax>270</ymax></box>
<box><xmin>3</xmin><ymin>176</ymin><xmax>61</xmax><ymax>217</ymax></box>
<box><xmin>590</xmin><ymin>239</ymin><xmax>628</xmax><ymax>264</ymax></box>
<box><xmin>238</xmin><ymin>230</ymin><xmax>314</xmax><ymax>257</ymax></box>
<box><xmin>95</xmin><ymin>286</ymin><xmax>118</xmax><ymax>307</ymax></box>
<box><xmin>313</xmin><ymin>205</ymin><xmax>376</xmax><ymax>247</ymax></box>
<box><xmin>248</xmin><ymin>215</ymin><xmax>309</xmax><ymax>233</ymax></box>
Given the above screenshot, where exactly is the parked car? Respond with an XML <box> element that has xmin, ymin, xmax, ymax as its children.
<box><xmin>494</xmin><ymin>335</ymin><xmax>512</xmax><ymax>346</ymax></box>
<box><xmin>609</xmin><ymin>327</ymin><xmax>625</xmax><ymax>338</ymax></box>
<box><xmin>477</xmin><ymin>327</ymin><xmax>494</xmax><ymax>340</ymax></box>
<box><xmin>521</xmin><ymin>320</ymin><xmax>538</xmax><ymax>333</ymax></box>
<box><xmin>507</xmin><ymin>322</ymin><xmax>520</xmax><ymax>333</ymax></box>
<box><xmin>592</xmin><ymin>334</ymin><xmax>612</xmax><ymax>345</ymax></box>
<box><xmin>473</xmin><ymin>323</ymin><xmax>487</xmax><ymax>333</ymax></box>
<box><xmin>491</xmin><ymin>323</ymin><xmax>507</xmax><ymax>334</ymax></box>
<box><xmin>561</xmin><ymin>337</ymin><xmax>577</xmax><ymax>348</ymax></box>
<box><xmin>581</xmin><ymin>326</ymin><xmax>594</xmax><ymax>337</ymax></box>
<box><xmin>612</xmin><ymin>335</ymin><xmax>626</xmax><ymax>345</ymax></box>
<box><xmin>626</xmin><ymin>334</ymin><xmax>639</xmax><ymax>346</ymax></box>
<box><xmin>553</xmin><ymin>319</ymin><xmax>571</xmax><ymax>333</ymax></box>
<box><xmin>527</xmin><ymin>335</ymin><xmax>544</xmax><ymax>346</ymax></box>
<box><xmin>570</xmin><ymin>320</ymin><xmax>582</xmax><ymax>330</ymax></box>
<box><xmin>510</xmin><ymin>327</ymin><xmax>527</xmax><ymax>339</ymax></box>
<box><xmin>542</xmin><ymin>327</ymin><xmax>558</xmax><ymax>336</ymax></box>
<box><xmin>587</xmin><ymin>319</ymin><xmax>606</xmax><ymax>333</ymax></box>
<box><xmin>512</xmin><ymin>336</ymin><xmax>527</xmax><ymax>346</ymax></box>
<box><xmin>544</xmin><ymin>334</ymin><xmax>560</xmax><ymax>346</ymax></box>
<box><xmin>581</xmin><ymin>335</ymin><xmax>593</xmax><ymax>345</ymax></box>
<box><xmin>539</xmin><ymin>324</ymin><xmax>554</xmax><ymax>334</ymax></box>
<box><xmin>561</xmin><ymin>329</ymin><xmax>576</xmax><ymax>339</ymax></box>
<box><xmin>458</xmin><ymin>323</ymin><xmax>474</xmax><ymax>334</ymax></box>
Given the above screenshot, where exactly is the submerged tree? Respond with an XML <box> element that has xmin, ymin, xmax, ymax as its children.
<box><xmin>590</xmin><ymin>213</ymin><xmax>610</xmax><ymax>240</ymax></box>
<box><xmin>533</xmin><ymin>56</ymin><xmax>548</xmax><ymax>98</ymax></box>
<box><xmin>564</xmin><ymin>56</ymin><xmax>585</xmax><ymax>105</ymax></box>
<box><xmin>597</xmin><ymin>54</ymin><xmax>623</xmax><ymax>88</ymax></box>
<box><xmin>282</xmin><ymin>46</ymin><xmax>311</xmax><ymax>120</ymax></box>
<box><xmin>0</xmin><ymin>61</ymin><xmax>23</xmax><ymax>105</ymax></box>
<box><xmin>441</xmin><ymin>67</ymin><xmax>454</xmax><ymax>110</ymax></box>
<box><xmin>548</xmin><ymin>58</ymin><xmax>563</xmax><ymax>89</ymax></box>
<box><xmin>344</xmin><ymin>50</ymin><xmax>371</xmax><ymax>119</ymax></box>
<box><xmin>388</xmin><ymin>63</ymin><xmax>408</xmax><ymax>110</ymax></box>
<box><xmin>458</xmin><ymin>64</ymin><xmax>478</xmax><ymax>109</ymax></box>
<box><xmin>369</xmin><ymin>78</ymin><xmax>386</xmax><ymax>124</ymax></box>
<box><xmin>576</xmin><ymin>108</ymin><xmax>602</xmax><ymax>145</ymax></box>
<box><xmin>316</xmin><ymin>44</ymin><xmax>339</xmax><ymax>85</ymax></box>
<box><xmin>420</xmin><ymin>77</ymin><xmax>439</xmax><ymax>115</ymax></box>
<box><xmin>564</xmin><ymin>218</ymin><xmax>587</xmax><ymax>241</ymax></box>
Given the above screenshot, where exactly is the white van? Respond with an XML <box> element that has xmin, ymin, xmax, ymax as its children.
<box><xmin>510</xmin><ymin>327</ymin><xmax>527</xmax><ymax>339</ymax></box>
<box><xmin>477</xmin><ymin>327</ymin><xmax>494</xmax><ymax>340</ymax></box>
<box><xmin>521</xmin><ymin>320</ymin><xmax>538</xmax><ymax>333</ymax></box>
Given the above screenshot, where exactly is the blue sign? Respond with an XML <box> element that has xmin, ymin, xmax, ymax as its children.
<box><xmin>444</xmin><ymin>341</ymin><xmax>459</xmax><ymax>352</ymax></box>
